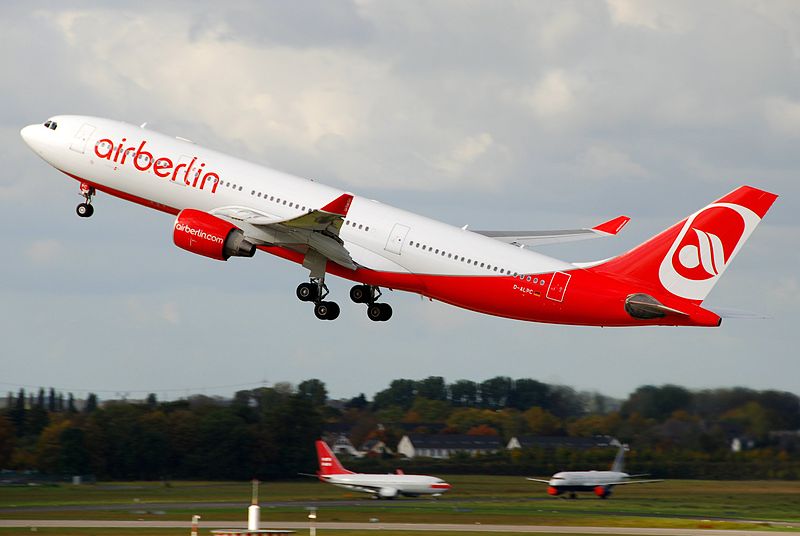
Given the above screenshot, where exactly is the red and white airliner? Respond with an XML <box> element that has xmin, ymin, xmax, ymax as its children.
<box><xmin>314</xmin><ymin>440</ymin><xmax>450</xmax><ymax>499</ymax></box>
<box><xmin>21</xmin><ymin>115</ymin><xmax>777</xmax><ymax>325</ymax></box>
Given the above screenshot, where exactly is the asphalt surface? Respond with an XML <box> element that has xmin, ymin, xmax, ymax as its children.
<box><xmin>1</xmin><ymin>520</ymin><xmax>799</xmax><ymax>535</ymax></box>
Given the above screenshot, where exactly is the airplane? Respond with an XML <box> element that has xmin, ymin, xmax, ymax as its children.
<box><xmin>312</xmin><ymin>440</ymin><xmax>450</xmax><ymax>499</ymax></box>
<box><xmin>20</xmin><ymin>115</ymin><xmax>778</xmax><ymax>325</ymax></box>
<box><xmin>527</xmin><ymin>440</ymin><xmax>662</xmax><ymax>499</ymax></box>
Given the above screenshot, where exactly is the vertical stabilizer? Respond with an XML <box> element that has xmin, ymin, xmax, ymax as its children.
<box><xmin>611</xmin><ymin>441</ymin><xmax>627</xmax><ymax>473</ymax></box>
<box><xmin>315</xmin><ymin>440</ymin><xmax>354</xmax><ymax>476</ymax></box>
<box><xmin>595</xmin><ymin>186</ymin><xmax>777</xmax><ymax>302</ymax></box>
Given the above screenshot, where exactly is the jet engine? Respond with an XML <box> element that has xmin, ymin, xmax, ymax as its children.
<box><xmin>173</xmin><ymin>209</ymin><xmax>255</xmax><ymax>261</ymax></box>
<box><xmin>546</xmin><ymin>486</ymin><xmax>561</xmax><ymax>496</ymax></box>
<box><xmin>593</xmin><ymin>486</ymin><xmax>611</xmax><ymax>498</ymax></box>
<box><xmin>378</xmin><ymin>487</ymin><xmax>398</xmax><ymax>499</ymax></box>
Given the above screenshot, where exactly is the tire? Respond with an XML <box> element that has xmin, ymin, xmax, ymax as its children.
<box><xmin>326</xmin><ymin>301</ymin><xmax>340</xmax><ymax>320</ymax></box>
<box><xmin>349</xmin><ymin>285</ymin><xmax>369</xmax><ymax>303</ymax></box>
<box><xmin>379</xmin><ymin>303</ymin><xmax>393</xmax><ymax>321</ymax></box>
<box><xmin>76</xmin><ymin>203</ymin><xmax>93</xmax><ymax>218</ymax></box>
<box><xmin>296</xmin><ymin>283</ymin><xmax>318</xmax><ymax>302</ymax></box>
<box><xmin>367</xmin><ymin>304</ymin><xmax>383</xmax><ymax>321</ymax></box>
<box><xmin>314</xmin><ymin>302</ymin><xmax>329</xmax><ymax>320</ymax></box>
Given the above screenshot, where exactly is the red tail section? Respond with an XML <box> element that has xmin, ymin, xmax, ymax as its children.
<box><xmin>595</xmin><ymin>186</ymin><xmax>777</xmax><ymax>302</ymax></box>
<box><xmin>315</xmin><ymin>440</ymin><xmax>353</xmax><ymax>476</ymax></box>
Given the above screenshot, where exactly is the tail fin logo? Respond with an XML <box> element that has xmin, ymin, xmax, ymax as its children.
<box><xmin>659</xmin><ymin>203</ymin><xmax>759</xmax><ymax>300</ymax></box>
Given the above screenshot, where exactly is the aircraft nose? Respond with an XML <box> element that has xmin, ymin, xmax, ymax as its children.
<box><xmin>20</xmin><ymin>124</ymin><xmax>43</xmax><ymax>150</ymax></box>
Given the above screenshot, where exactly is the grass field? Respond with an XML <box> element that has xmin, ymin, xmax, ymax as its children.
<box><xmin>1</xmin><ymin>477</ymin><xmax>798</xmax><ymax>533</ymax></box>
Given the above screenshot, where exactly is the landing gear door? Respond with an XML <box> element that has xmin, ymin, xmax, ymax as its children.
<box><xmin>546</xmin><ymin>271</ymin><xmax>571</xmax><ymax>302</ymax></box>
<box><xmin>70</xmin><ymin>123</ymin><xmax>95</xmax><ymax>154</ymax></box>
<box><xmin>385</xmin><ymin>223</ymin><xmax>410</xmax><ymax>255</ymax></box>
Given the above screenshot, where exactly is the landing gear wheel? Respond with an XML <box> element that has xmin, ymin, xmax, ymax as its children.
<box><xmin>349</xmin><ymin>284</ymin><xmax>371</xmax><ymax>304</ymax></box>
<box><xmin>368</xmin><ymin>303</ymin><xmax>392</xmax><ymax>322</ymax></box>
<box><xmin>367</xmin><ymin>304</ymin><xmax>383</xmax><ymax>321</ymax></box>
<box><xmin>296</xmin><ymin>282</ymin><xmax>318</xmax><ymax>302</ymax></box>
<box><xmin>76</xmin><ymin>203</ymin><xmax>94</xmax><ymax>218</ymax></box>
<box><xmin>315</xmin><ymin>301</ymin><xmax>340</xmax><ymax>320</ymax></box>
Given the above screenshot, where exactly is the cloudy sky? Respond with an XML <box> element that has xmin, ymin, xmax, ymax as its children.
<box><xmin>2</xmin><ymin>0</ymin><xmax>798</xmax><ymax>402</ymax></box>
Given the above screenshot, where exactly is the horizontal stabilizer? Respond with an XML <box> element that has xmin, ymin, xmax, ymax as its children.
<box><xmin>474</xmin><ymin>215</ymin><xmax>629</xmax><ymax>247</ymax></box>
<box><xmin>706</xmin><ymin>306</ymin><xmax>770</xmax><ymax>319</ymax></box>
<box><xmin>526</xmin><ymin>478</ymin><xmax>551</xmax><ymax>484</ymax></box>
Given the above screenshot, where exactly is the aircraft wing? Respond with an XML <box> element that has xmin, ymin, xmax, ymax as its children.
<box><xmin>212</xmin><ymin>193</ymin><xmax>357</xmax><ymax>270</ymax></box>
<box><xmin>526</xmin><ymin>478</ymin><xmax>552</xmax><ymax>484</ymax></box>
<box><xmin>610</xmin><ymin>479</ymin><xmax>664</xmax><ymax>485</ymax></box>
<box><xmin>473</xmin><ymin>215</ymin><xmax>629</xmax><ymax>247</ymax></box>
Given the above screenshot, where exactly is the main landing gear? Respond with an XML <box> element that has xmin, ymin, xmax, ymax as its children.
<box><xmin>350</xmin><ymin>284</ymin><xmax>392</xmax><ymax>322</ymax></box>
<box><xmin>76</xmin><ymin>182</ymin><xmax>95</xmax><ymax>218</ymax></box>
<box><xmin>296</xmin><ymin>280</ymin><xmax>340</xmax><ymax>320</ymax></box>
<box><xmin>296</xmin><ymin>281</ymin><xmax>393</xmax><ymax>322</ymax></box>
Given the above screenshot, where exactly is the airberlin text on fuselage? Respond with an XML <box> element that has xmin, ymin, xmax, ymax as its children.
<box><xmin>94</xmin><ymin>138</ymin><xmax>220</xmax><ymax>193</ymax></box>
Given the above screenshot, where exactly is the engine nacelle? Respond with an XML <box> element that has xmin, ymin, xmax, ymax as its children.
<box><xmin>547</xmin><ymin>486</ymin><xmax>561</xmax><ymax>496</ymax></box>
<box><xmin>378</xmin><ymin>487</ymin><xmax>398</xmax><ymax>499</ymax></box>
<box><xmin>173</xmin><ymin>209</ymin><xmax>255</xmax><ymax>261</ymax></box>
<box><xmin>594</xmin><ymin>485</ymin><xmax>611</xmax><ymax>498</ymax></box>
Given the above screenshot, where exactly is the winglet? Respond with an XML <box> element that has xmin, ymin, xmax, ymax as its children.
<box><xmin>320</xmin><ymin>193</ymin><xmax>354</xmax><ymax>217</ymax></box>
<box><xmin>593</xmin><ymin>215</ymin><xmax>630</xmax><ymax>235</ymax></box>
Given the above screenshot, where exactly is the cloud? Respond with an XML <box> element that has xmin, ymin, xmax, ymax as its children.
<box><xmin>576</xmin><ymin>144</ymin><xmax>648</xmax><ymax>180</ymax></box>
<box><xmin>25</xmin><ymin>240</ymin><xmax>64</xmax><ymax>263</ymax></box>
<box><xmin>606</xmin><ymin>0</ymin><xmax>694</xmax><ymax>32</ymax></box>
<box><xmin>763</xmin><ymin>96</ymin><xmax>800</xmax><ymax>137</ymax></box>
<box><xmin>524</xmin><ymin>70</ymin><xmax>579</xmax><ymax>119</ymax></box>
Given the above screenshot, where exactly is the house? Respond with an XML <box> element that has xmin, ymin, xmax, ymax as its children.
<box><xmin>507</xmin><ymin>435</ymin><xmax>615</xmax><ymax>450</ymax></box>
<box><xmin>397</xmin><ymin>434</ymin><xmax>503</xmax><ymax>459</ymax></box>
<box><xmin>359</xmin><ymin>439</ymin><xmax>392</xmax><ymax>456</ymax></box>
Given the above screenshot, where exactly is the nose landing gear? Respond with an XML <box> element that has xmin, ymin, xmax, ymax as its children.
<box><xmin>350</xmin><ymin>284</ymin><xmax>392</xmax><ymax>321</ymax></box>
<box><xmin>76</xmin><ymin>182</ymin><xmax>95</xmax><ymax>218</ymax></box>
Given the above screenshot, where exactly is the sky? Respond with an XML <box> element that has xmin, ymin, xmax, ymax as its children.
<box><xmin>1</xmin><ymin>0</ymin><xmax>798</xmax><ymax>402</ymax></box>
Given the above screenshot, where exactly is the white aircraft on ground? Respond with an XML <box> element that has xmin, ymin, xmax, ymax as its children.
<box><xmin>313</xmin><ymin>440</ymin><xmax>450</xmax><ymax>499</ymax></box>
<box><xmin>527</xmin><ymin>441</ymin><xmax>662</xmax><ymax>499</ymax></box>
<box><xmin>21</xmin><ymin>115</ymin><xmax>777</xmax><ymax>325</ymax></box>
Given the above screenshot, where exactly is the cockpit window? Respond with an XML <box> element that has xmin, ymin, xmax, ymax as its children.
<box><xmin>44</xmin><ymin>121</ymin><xmax>51</xmax><ymax>128</ymax></box>
<box><xmin>43</xmin><ymin>120</ymin><xmax>57</xmax><ymax>130</ymax></box>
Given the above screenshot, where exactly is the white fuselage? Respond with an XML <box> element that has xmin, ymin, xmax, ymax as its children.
<box><xmin>324</xmin><ymin>473</ymin><xmax>450</xmax><ymax>497</ymax></box>
<box><xmin>21</xmin><ymin>115</ymin><xmax>571</xmax><ymax>280</ymax></box>
<box><xmin>550</xmin><ymin>470</ymin><xmax>631</xmax><ymax>488</ymax></box>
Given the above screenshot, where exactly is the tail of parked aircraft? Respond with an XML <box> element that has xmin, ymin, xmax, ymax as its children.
<box><xmin>316</xmin><ymin>440</ymin><xmax>353</xmax><ymax>476</ymax></box>
<box><xmin>595</xmin><ymin>186</ymin><xmax>778</xmax><ymax>303</ymax></box>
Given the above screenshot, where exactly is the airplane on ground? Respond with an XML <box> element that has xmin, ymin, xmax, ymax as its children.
<box><xmin>312</xmin><ymin>440</ymin><xmax>450</xmax><ymax>499</ymax></box>
<box><xmin>527</xmin><ymin>440</ymin><xmax>662</xmax><ymax>499</ymax></box>
<box><xmin>21</xmin><ymin>115</ymin><xmax>778</xmax><ymax>325</ymax></box>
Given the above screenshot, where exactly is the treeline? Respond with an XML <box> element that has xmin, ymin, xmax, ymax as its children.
<box><xmin>0</xmin><ymin>382</ymin><xmax>324</xmax><ymax>480</ymax></box>
<box><xmin>1</xmin><ymin>377</ymin><xmax>798</xmax><ymax>480</ymax></box>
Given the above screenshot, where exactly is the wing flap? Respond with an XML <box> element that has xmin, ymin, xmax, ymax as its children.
<box><xmin>212</xmin><ymin>193</ymin><xmax>357</xmax><ymax>270</ymax></box>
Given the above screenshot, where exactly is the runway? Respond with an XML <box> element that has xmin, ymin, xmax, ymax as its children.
<box><xmin>1</xmin><ymin>519</ymin><xmax>798</xmax><ymax>534</ymax></box>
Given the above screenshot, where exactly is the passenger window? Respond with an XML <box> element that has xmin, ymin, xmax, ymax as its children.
<box><xmin>526</xmin><ymin>276</ymin><xmax>532</xmax><ymax>282</ymax></box>
<box><xmin>358</xmin><ymin>224</ymin><xmax>363</xmax><ymax>230</ymax></box>
<box><xmin>480</xmin><ymin>262</ymin><xmax>485</xmax><ymax>268</ymax></box>
<box><xmin>435</xmin><ymin>249</ymin><xmax>439</xmax><ymax>254</ymax></box>
<box><xmin>447</xmin><ymin>253</ymin><xmax>452</xmax><ymax>258</ymax></box>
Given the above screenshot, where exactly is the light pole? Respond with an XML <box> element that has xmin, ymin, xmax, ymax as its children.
<box><xmin>307</xmin><ymin>507</ymin><xmax>317</xmax><ymax>536</ymax></box>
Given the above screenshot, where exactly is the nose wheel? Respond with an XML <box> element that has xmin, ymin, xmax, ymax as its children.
<box><xmin>351</xmin><ymin>284</ymin><xmax>392</xmax><ymax>321</ymax></box>
<box><xmin>76</xmin><ymin>203</ymin><xmax>94</xmax><ymax>218</ymax></box>
<box><xmin>76</xmin><ymin>182</ymin><xmax>95</xmax><ymax>218</ymax></box>
<box><xmin>297</xmin><ymin>280</ymin><xmax>340</xmax><ymax>320</ymax></box>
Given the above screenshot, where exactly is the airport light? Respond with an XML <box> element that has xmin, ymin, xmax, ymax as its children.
<box><xmin>307</xmin><ymin>507</ymin><xmax>317</xmax><ymax>536</ymax></box>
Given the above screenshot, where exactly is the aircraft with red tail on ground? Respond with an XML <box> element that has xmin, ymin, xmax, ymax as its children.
<box><xmin>20</xmin><ymin>115</ymin><xmax>778</xmax><ymax>325</ymax></box>
<box><xmin>313</xmin><ymin>440</ymin><xmax>450</xmax><ymax>499</ymax></box>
